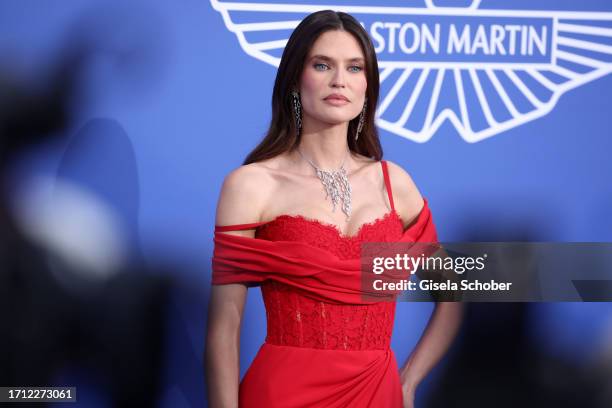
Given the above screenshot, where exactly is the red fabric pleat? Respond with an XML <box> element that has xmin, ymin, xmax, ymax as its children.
<box><xmin>212</xmin><ymin>199</ymin><xmax>438</xmax><ymax>302</ymax></box>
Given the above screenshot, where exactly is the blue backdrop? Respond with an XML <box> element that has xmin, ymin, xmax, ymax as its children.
<box><xmin>2</xmin><ymin>1</ymin><xmax>612</xmax><ymax>407</ymax></box>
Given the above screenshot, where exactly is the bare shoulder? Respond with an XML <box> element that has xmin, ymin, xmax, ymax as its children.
<box><xmin>384</xmin><ymin>160</ymin><xmax>425</xmax><ymax>225</ymax></box>
<box><xmin>215</xmin><ymin>163</ymin><xmax>274</xmax><ymax>227</ymax></box>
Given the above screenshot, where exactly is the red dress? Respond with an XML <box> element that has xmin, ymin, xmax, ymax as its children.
<box><xmin>212</xmin><ymin>160</ymin><xmax>438</xmax><ymax>408</ymax></box>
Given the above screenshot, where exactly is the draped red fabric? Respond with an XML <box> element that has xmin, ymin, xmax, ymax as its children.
<box><xmin>211</xmin><ymin>189</ymin><xmax>439</xmax><ymax>407</ymax></box>
<box><xmin>212</xmin><ymin>199</ymin><xmax>438</xmax><ymax>302</ymax></box>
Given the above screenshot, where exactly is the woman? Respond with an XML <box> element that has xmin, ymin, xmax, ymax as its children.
<box><xmin>207</xmin><ymin>10</ymin><xmax>462</xmax><ymax>408</ymax></box>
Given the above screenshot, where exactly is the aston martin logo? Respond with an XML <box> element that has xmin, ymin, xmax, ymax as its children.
<box><xmin>211</xmin><ymin>0</ymin><xmax>612</xmax><ymax>142</ymax></box>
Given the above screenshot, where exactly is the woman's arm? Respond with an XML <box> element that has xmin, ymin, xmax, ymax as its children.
<box><xmin>399</xmin><ymin>302</ymin><xmax>464</xmax><ymax>407</ymax></box>
<box><xmin>206</xmin><ymin>283</ymin><xmax>248</xmax><ymax>407</ymax></box>
<box><xmin>205</xmin><ymin>165</ymin><xmax>270</xmax><ymax>407</ymax></box>
<box><xmin>385</xmin><ymin>161</ymin><xmax>464</xmax><ymax>407</ymax></box>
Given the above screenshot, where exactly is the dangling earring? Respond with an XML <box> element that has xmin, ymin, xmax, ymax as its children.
<box><xmin>355</xmin><ymin>97</ymin><xmax>367</xmax><ymax>141</ymax></box>
<box><xmin>291</xmin><ymin>90</ymin><xmax>302</xmax><ymax>136</ymax></box>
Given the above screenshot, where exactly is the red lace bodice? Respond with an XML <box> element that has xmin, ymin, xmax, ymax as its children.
<box><xmin>256</xmin><ymin>205</ymin><xmax>403</xmax><ymax>350</ymax></box>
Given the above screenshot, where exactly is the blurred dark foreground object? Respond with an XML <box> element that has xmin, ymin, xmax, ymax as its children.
<box><xmin>425</xmin><ymin>303</ymin><xmax>612</xmax><ymax>408</ymax></box>
<box><xmin>0</xmin><ymin>37</ymin><xmax>172</xmax><ymax>407</ymax></box>
<box><xmin>0</xmin><ymin>209</ymin><xmax>170</xmax><ymax>406</ymax></box>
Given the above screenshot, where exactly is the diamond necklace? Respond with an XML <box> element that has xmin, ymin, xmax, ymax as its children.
<box><xmin>297</xmin><ymin>147</ymin><xmax>352</xmax><ymax>220</ymax></box>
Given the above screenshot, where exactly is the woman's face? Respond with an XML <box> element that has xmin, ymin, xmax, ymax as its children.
<box><xmin>298</xmin><ymin>30</ymin><xmax>367</xmax><ymax>130</ymax></box>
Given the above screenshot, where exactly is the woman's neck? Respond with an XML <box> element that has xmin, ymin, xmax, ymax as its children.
<box><xmin>296</xmin><ymin>122</ymin><xmax>351</xmax><ymax>170</ymax></box>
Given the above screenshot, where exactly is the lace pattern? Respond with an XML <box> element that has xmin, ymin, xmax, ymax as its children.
<box><xmin>262</xmin><ymin>281</ymin><xmax>396</xmax><ymax>351</ymax></box>
<box><xmin>256</xmin><ymin>210</ymin><xmax>404</xmax><ymax>260</ymax></box>
<box><xmin>256</xmin><ymin>212</ymin><xmax>404</xmax><ymax>351</ymax></box>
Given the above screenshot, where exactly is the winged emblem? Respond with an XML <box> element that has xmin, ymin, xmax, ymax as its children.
<box><xmin>211</xmin><ymin>0</ymin><xmax>612</xmax><ymax>142</ymax></box>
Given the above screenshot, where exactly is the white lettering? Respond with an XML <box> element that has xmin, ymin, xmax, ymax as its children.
<box><xmin>384</xmin><ymin>22</ymin><xmax>402</xmax><ymax>53</ymax></box>
<box><xmin>460</xmin><ymin>280</ymin><xmax>513</xmax><ymax>291</ymax></box>
<box><xmin>366</xmin><ymin>21</ymin><xmax>547</xmax><ymax>57</ymax></box>
<box><xmin>421</xmin><ymin>23</ymin><xmax>440</xmax><ymax>54</ymax></box>
<box><xmin>505</xmin><ymin>24</ymin><xmax>521</xmax><ymax>54</ymax></box>
<box><xmin>371</xmin><ymin>21</ymin><xmax>386</xmax><ymax>53</ymax></box>
<box><xmin>529</xmin><ymin>25</ymin><xmax>547</xmax><ymax>56</ymax></box>
<box><xmin>399</xmin><ymin>22</ymin><xmax>420</xmax><ymax>54</ymax></box>
<box><xmin>490</xmin><ymin>24</ymin><xmax>506</xmax><ymax>55</ymax></box>
<box><xmin>447</xmin><ymin>24</ymin><xmax>470</xmax><ymax>54</ymax></box>
<box><xmin>471</xmin><ymin>24</ymin><xmax>490</xmax><ymax>55</ymax></box>
<box><xmin>521</xmin><ymin>25</ymin><xmax>528</xmax><ymax>55</ymax></box>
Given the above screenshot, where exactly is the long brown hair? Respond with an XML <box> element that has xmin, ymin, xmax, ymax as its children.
<box><xmin>243</xmin><ymin>10</ymin><xmax>382</xmax><ymax>165</ymax></box>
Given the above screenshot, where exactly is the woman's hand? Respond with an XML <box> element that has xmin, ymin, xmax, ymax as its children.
<box><xmin>398</xmin><ymin>302</ymin><xmax>464</xmax><ymax>408</ymax></box>
<box><xmin>401</xmin><ymin>382</ymin><xmax>416</xmax><ymax>408</ymax></box>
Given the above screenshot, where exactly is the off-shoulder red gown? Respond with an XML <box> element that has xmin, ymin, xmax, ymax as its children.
<box><xmin>212</xmin><ymin>160</ymin><xmax>438</xmax><ymax>407</ymax></box>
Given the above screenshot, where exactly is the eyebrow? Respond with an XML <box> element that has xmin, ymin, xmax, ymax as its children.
<box><xmin>309</xmin><ymin>54</ymin><xmax>365</xmax><ymax>63</ymax></box>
